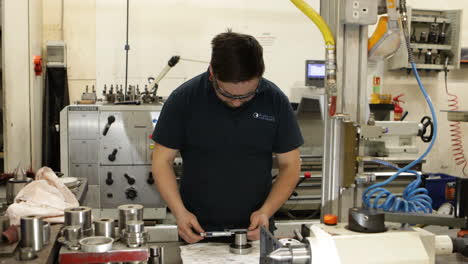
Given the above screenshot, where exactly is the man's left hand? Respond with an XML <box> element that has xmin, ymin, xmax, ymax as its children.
<box><xmin>247</xmin><ymin>210</ymin><xmax>270</xmax><ymax>241</ymax></box>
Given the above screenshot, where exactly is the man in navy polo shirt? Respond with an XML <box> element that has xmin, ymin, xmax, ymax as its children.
<box><xmin>151</xmin><ymin>31</ymin><xmax>303</xmax><ymax>243</ymax></box>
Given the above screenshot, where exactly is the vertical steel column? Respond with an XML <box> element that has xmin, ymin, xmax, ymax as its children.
<box><xmin>321</xmin><ymin>114</ymin><xmax>345</xmax><ymax>218</ymax></box>
<box><xmin>320</xmin><ymin>0</ymin><xmax>370</xmax><ymax>219</ymax></box>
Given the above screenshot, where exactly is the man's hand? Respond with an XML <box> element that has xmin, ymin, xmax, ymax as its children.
<box><xmin>247</xmin><ymin>210</ymin><xmax>270</xmax><ymax>241</ymax></box>
<box><xmin>175</xmin><ymin>210</ymin><xmax>205</xmax><ymax>243</ymax></box>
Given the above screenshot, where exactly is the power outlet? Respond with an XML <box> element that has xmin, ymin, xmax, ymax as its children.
<box><xmin>342</xmin><ymin>0</ymin><xmax>378</xmax><ymax>25</ymax></box>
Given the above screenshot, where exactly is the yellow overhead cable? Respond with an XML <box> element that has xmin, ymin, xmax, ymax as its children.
<box><xmin>290</xmin><ymin>0</ymin><xmax>336</xmax><ymax>46</ymax></box>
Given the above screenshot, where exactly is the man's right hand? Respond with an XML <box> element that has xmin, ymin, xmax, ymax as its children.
<box><xmin>175</xmin><ymin>210</ymin><xmax>205</xmax><ymax>243</ymax></box>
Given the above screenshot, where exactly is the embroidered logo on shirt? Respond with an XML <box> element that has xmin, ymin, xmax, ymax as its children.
<box><xmin>253</xmin><ymin>112</ymin><xmax>275</xmax><ymax>122</ymax></box>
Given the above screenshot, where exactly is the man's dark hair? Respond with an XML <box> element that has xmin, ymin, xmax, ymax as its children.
<box><xmin>210</xmin><ymin>32</ymin><xmax>265</xmax><ymax>83</ymax></box>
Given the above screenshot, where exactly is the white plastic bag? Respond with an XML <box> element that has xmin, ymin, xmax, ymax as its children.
<box><xmin>5</xmin><ymin>167</ymin><xmax>79</xmax><ymax>225</ymax></box>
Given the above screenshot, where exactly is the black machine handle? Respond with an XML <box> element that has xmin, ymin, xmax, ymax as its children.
<box><xmin>124</xmin><ymin>173</ymin><xmax>136</xmax><ymax>185</ymax></box>
<box><xmin>147</xmin><ymin>172</ymin><xmax>155</xmax><ymax>185</ymax></box>
<box><xmin>106</xmin><ymin>172</ymin><xmax>114</xmax><ymax>185</ymax></box>
<box><xmin>108</xmin><ymin>149</ymin><xmax>118</xmax><ymax>161</ymax></box>
<box><xmin>103</xmin><ymin>115</ymin><xmax>116</xmax><ymax>136</ymax></box>
<box><xmin>419</xmin><ymin>116</ymin><xmax>434</xmax><ymax>143</ymax></box>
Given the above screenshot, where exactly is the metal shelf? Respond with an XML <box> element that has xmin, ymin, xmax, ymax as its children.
<box><xmin>411</xmin><ymin>16</ymin><xmax>450</xmax><ymax>23</ymax></box>
<box><xmin>406</xmin><ymin>63</ymin><xmax>454</xmax><ymax>70</ymax></box>
<box><xmin>410</xmin><ymin>43</ymin><xmax>452</xmax><ymax>51</ymax></box>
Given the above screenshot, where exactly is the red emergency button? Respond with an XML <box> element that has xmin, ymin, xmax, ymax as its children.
<box><xmin>304</xmin><ymin>172</ymin><xmax>312</xmax><ymax>178</ymax></box>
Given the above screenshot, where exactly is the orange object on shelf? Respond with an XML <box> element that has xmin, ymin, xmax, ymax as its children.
<box><xmin>323</xmin><ymin>214</ymin><xmax>338</xmax><ymax>225</ymax></box>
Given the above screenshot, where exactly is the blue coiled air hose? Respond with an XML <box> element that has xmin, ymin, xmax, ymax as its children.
<box><xmin>362</xmin><ymin>12</ymin><xmax>438</xmax><ymax>213</ymax></box>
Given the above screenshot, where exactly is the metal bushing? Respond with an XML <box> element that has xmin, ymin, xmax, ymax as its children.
<box><xmin>43</xmin><ymin>221</ymin><xmax>50</xmax><ymax>246</ymax></box>
<box><xmin>122</xmin><ymin>221</ymin><xmax>147</xmax><ymax>248</ymax></box>
<box><xmin>59</xmin><ymin>225</ymin><xmax>83</xmax><ymax>250</ymax></box>
<box><xmin>149</xmin><ymin>246</ymin><xmax>165</xmax><ymax>264</ymax></box>
<box><xmin>20</xmin><ymin>215</ymin><xmax>44</xmax><ymax>252</ymax></box>
<box><xmin>125</xmin><ymin>220</ymin><xmax>144</xmax><ymax>233</ymax></box>
<box><xmin>64</xmin><ymin>206</ymin><xmax>93</xmax><ymax>236</ymax></box>
<box><xmin>123</xmin><ymin>231</ymin><xmax>148</xmax><ymax>248</ymax></box>
<box><xmin>230</xmin><ymin>231</ymin><xmax>252</xmax><ymax>255</ymax></box>
<box><xmin>18</xmin><ymin>247</ymin><xmax>37</xmax><ymax>261</ymax></box>
<box><xmin>79</xmin><ymin>236</ymin><xmax>114</xmax><ymax>253</ymax></box>
<box><xmin>6</xmin><ymin>177</ymin><xmax>32</xmax><ymax>204</ymax></box>
<box><xmin>118</xmin><ymin>204</ymin><xmax>143</xmax><ymax>235</ymax></box>
<box><xmin>94</xmin><ymin>218</ymin><xmax>116</xmax><ymax>238</ymax></box>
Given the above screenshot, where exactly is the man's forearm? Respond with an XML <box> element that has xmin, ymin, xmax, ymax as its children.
<box><xmin>152</xmin><ymin>162</ymin><xmax>187</xmax><ymax>217</ymax></box>
<box><xmin>259</xmin><ymin>163</ymin><xmax>300</xmax><ymax>217</ymax></box>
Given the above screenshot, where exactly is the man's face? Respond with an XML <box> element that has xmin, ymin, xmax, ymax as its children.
<box><xmin>213</xmin><ymin>77</ymin><xmax>259</xmax><ymax>108</ymax></box>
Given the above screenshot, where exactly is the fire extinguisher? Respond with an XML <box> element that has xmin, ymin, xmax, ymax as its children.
<box><xmin>393</xmin><ymin>94</ymin><xmax>404</xmax><ymax>121</ymax></box>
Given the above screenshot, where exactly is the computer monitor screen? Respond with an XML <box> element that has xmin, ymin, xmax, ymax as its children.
<box><xmin>305</xmin><ymin>60</ymin><xmax>325</xmax><ymax>87</ymax></box>
<box><xmin>307</xmin><ymin>63</ymin><xmax>325</xmax><ymax>78</ymax></box>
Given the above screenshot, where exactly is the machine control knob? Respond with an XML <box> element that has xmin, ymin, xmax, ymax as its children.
<box><xmin>107</xmin><ymin>193</ymin><xmax>113</xmax><ymax>198</ymax></box>
<box><xmin>124</xmin><ymin>174</ymin><xmax>135</xmax><ymax>185</ymax></box>
<box><xmin>102</xmin><ymin>115</ymin><xmax>116</xmax><ymax>136</ymax></box>
<box><xmin>108</xmin><ymin>149</ymin><xmax>118</xmax><ymax>161</ymax></box>
<box><xmin>125</xmin><ymin>188</ymin><xmax>138</xmax><ymax>200</ymax></box>
<box><xmin>147</xmin><ymin>172</ymin><xmax>155</xmax><ymax>185</ymax></box>
<box><xmin>106</xmin><ymin>172</ymin><xmax>114</xmax><ymax>185</ymax></box>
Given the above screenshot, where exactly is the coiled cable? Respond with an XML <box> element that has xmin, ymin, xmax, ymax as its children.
<box><xmin>444</xmin><ymin>58</ymin><xmax>467</xmax><ymax>176</ymax></box>
<box><xmin>363</xmin><ymin>1</ymin><xmax>437</xmax><ymax>213</ymax></box>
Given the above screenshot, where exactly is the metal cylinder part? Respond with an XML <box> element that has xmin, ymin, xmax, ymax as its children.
<box><xmin>64</xmin><ymin>206</ymin><xmax>93</xmax><ymax>236</ymax></box>
<box><xmin>149</xmin><ymin>246</ymin><xmax>164</xmax><ymax>264</ymax></box>
<box><xmin>234</xmin><ymin>232</ymin><xmax>248</xmax><ymax>246</ymax></box>
<box><xmin>63</xmin><ymin>225</ymin><xmax>83</xmax><ymax>243</ymax></box>
<box><xmin>94</xmin><ymin>218</ymin><xmax>116</xmax><ymax>238</ymax></box>
<box><xmin>118</xmin><ymin>204</ymin><xmax>143</xmax><ymax>234</ymax></box>
<box><xmin>125</xmin><ymin>220</ymin><xmax>144</xmax><ymax>233</ymax></box>
<box><xmin>43</xmin><ymin>221</ymin><xmax>50</xmax><ymax>246</ymax></box>
<box><xmin>20</xmin><ymin>215</ymin><xmax>44</xmax><ymax>252</ymax></box>
<box><xmin>123</xmin><ymin>231</ymin><xmax>148</xmax><ymax>248</ymax></box>
<box><xmin>79</xmin><ymin>236</ymin><xmax>114</xmax><ymax>253</ymax></box>
<box><xmin>230</xmin><ymin>231</ymin><xmax>252</xmax><ymax>255</ymax></box>
<box><xmin>18</xmin><ymin>247</ymin><xmax>37</xmax><ymax>261</ymax></box>
<box><xmin>6</xmin><ymin>178</ymin><xmax>32</xmax><ymax>204</ymax></box>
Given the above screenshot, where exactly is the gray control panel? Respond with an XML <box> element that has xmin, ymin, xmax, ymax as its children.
<box><xmin>60</xmin><ymin>105</ymin><xmax>166</xmax><ymax>218</ymax></box>
<box><xmin>341</xmin><ymin>0</ymin><xmax>378</xmax><ymax>25</ymax></box>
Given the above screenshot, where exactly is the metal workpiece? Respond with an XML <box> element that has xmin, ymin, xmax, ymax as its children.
<box><xmin>125</xmin><ymin>220</ymin><xmax>144</xmax><ymax>233</ymax></box>
<box><xmin>148</xmin><ymin>246</ymin><xmax>165</xmax><ymax>264</ymax></box>
<box><xmin>347</xmin><ymin>208</ymin><xmax>386</xmax><ymax>233</ymax></box>
<box><xmin>58</xmin><ymin>225</ymin><xmax>83</xmax><ymax>250</ymax></box>
<box><xmin>64</xmin><ymin>206</ymin><xmax>93</xmax><ymax>236</ymax></box>
<box><xmin>267</xmin><ymin>245</ymin><xmax>311</xmax><ymax>264</ymax></box>
<box><xmin>20</xmin><ymin>215</ymin><xmax>44</xmax><ymax>252</ymax></box>
<box><xmin>94</xmin><ymin>218</ymin><xmax>117</xmax><ymax>238</ymax></box>
<box><xmin>261</xmin><ymin>225</ymin><xmax>310</xmax><ymax>264</ymax></box>
<box><xmin>6</xmin><ymin>176</ymin><xmax>32</xmax><ymax>204</ymax></box>
<box><xmin>43</xmin><ymin>221</ymin><xmax>50</xmax><ymax>246</ymax></box>
<box><xmin>229</xmin><ymin>231</ymin><xmax>252</xmax><ymax>255</ymax></box>
<box><xmin>79</xmin><ymin>236</ymin><xmax>114</xmax><ymax>253</ymax></box>
<box><xmin>118</xmin><ymin>204</ymin><xmax>144</xmax><ymax>234</ymax></box>
<box><xmin>122</xmin><ymin>220</ymin><xmax>148</xmax><ymax>248</ymax></box>
<box><xmin>18</xmin><ymin>247</ymin><xmax>37</xmax><ymax>261</ymax></box>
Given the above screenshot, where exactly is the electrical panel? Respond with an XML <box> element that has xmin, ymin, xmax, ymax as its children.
<box><xmin>388</xmin><ymin>7</ymin><xmax>462</xmax><ymax>71</ymax></box>
<box><xmin>341</xmin><ymin>0</ymin><xmax>378</xmax><ymax>25</ymax></box>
